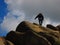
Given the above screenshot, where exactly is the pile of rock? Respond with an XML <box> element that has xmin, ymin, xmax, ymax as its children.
<box><xmin>0</xmin><ymin>21</ymin><xmax>60</xmax><ymax>45</ymax></box>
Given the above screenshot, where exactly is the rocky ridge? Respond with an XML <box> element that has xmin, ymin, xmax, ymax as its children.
<box><xmin>0</xmin><ymin>21</ymin><xmax>60</xmax><ymax>45</ymax></box>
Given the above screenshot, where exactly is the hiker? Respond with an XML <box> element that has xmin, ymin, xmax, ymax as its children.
<box><xmin>35</xmin><ymin>13</ymin><xmax>44</xmax><ymax>25</ymax></box>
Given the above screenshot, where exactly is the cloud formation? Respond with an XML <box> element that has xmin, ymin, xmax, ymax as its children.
<box><xmin>22</xmin><ymin>0</ymin><xmax>60</xmax><ymax>25</ymax></box>
<box><xmin>1</xmin><ymin>0</ymin><xmax>60</xmax><ymax>32</ymax></box>
<box><xmin>1</xmin><ymin>10</ymin><xmax>25</xmax><ymax>31</ymax></box>
<box><xmin>22</xmin><ymin>0</ymin><xmax>60</xmax><ymax>22</ymax></box>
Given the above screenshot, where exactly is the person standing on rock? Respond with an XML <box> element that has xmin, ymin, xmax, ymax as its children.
<box><xmin>35</xmin><ymin>13</ymin><xmax>44</xmax><ymax>26</ymax></box>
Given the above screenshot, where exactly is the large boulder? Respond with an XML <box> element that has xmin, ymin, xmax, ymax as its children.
<box><xmin>16</xmin><ymin>21</ymin><xmax>58</xmax><ymax>33</ymax></box>
<box><xmin>6</xmin><ymin>31</ymin><xmax>52</xmax><ymax>45</ymax></box>
<box><xmin>46</xmin><ymin>24</ymin><xmax>57</xmax><ymax>30</ymax></box>
<box><xmin>16</xmin><ymin>21</ymin><xmax>47</xmax><ymax>32</ymax></box>
<box><xmin>6</xmin><ymin>31</ymin><xmax>25</xmax><ymax>45</ymax></box>
<box><xmin>23</xmin><ymin>31</ymin><xmax>51</xmax><ymax>45</ymax></box>
<box><xmin>16</xmin><ymin>21</ymin><xmax>59</xmax><ymax>38</ymax></box>
<box><xmin>6</xmin><ymin>21</ymin><xmax>60</xmax><ymax>45</ymax></box>
<box><xmin>16</xmin><ymin>21</ymin><xmax>30</xmax><ymax>32</ymax></box>
<box><xmin>56</xmin><ymin>25</ymin><xmax>60</xmax><ymax>31</ymax></box>
<box><xmin>38</xmin><ymin>32</ymin><xmax>58</xmax><ymax>45</ymax></box>
<box><xmin>0</xmin><ymin>37</ymin><xmax>14</xmax><ymax>45</ymax></box>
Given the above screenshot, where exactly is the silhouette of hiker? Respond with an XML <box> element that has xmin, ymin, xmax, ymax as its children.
<box><xmin>35</xmin><ymin>13</ymin><xmax>44</xmax><ymax>25</ymax></box>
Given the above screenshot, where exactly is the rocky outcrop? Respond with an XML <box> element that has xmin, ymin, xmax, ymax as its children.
<box><xmin>0</xmin><ymin>37</ymin><xmax>14</xmax><ymax>45</ymax></box>
<box><xmin>6</xmin><ymin>31</ymin><xmax>25</xmax><ymax>45</ymax></box>
<box><xmin>16</xmin><ymin>21</ymin><xmax>58</xmax><ymax>33</ymax></box>
<box><xmin>46</xmin><ymin>24</ymin><xmax>57</xmax><ymax>30</ymax></box>
<box><xmin>0</xmin><ymin>21</ymin><xmax>60</xmax><ymax>45</ymax></box>
<box><xmin>56</xmin><ymin>25</ymin><xmax>60</xmax><ymax>31</ymax></box>
<box><xmin>6</xmin><ymin>31</ymin><xmax>52</xmax><ymax>45</ymax></box>
<box><xmin>39</xmin><ymin>32</ymin><xmax>58</xmax><ymax>45</ymax></box>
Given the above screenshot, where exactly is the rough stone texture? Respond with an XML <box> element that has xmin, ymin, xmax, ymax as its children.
<box><xmin>6</xmin><ymin>31</ymin><xmax>25</xmax><ymax>45</ymax></box>
<box><xmin>0</xmin><ymin>21</ymin><xmax>60</xmax><ymax>45</ymax></box>
<box><xmin>38</xmin><ymin>32</ymin><xmax>58</xmax><ymax>45</ymax></box>
<box><xmin>46</xmin><ymin>24</ymin><xmax>57</xmax><ymax>30</ymax></box>
<box><xmin>16</xmin><ymin>21</ymin><xmax>59</xmax><ymax>33</ymax></box>
<box><xmin>56</xmin><ymin>25</ymin><xmax>60</xmax><ymax>31</ymax></box>
<box><xmin>23</xmin><ymin>31</ymin><xmax>51</xmax><ymax>45</ymax></box>
<box><xmin>0</xmin><ymin>37</ymin><xmax>14</xmax><ymax>45</ymax></box>
<box><xmin>6</xmin><ymin>31</ymin><xmax>51</xmax><ymax>45</ymax></box>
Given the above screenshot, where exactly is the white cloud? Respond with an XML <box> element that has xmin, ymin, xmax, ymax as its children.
<box><xmin>1</xmin><ymin>10</ymin><xmax>25</xmax><ymax>32</ymax></box>
<box><xmin>22</xmin><ymin>0</ymin><xmax>60</xmax><ymax>25</ymax></box>
<box><xmin>1</xmin><ymin>0</ymin><xmax>60</xmax><ymax>32</ymax></box>
<box><xmin>5</xmin><ymin>0</ymin><xmax>24</xmax><ymax>11</ymax></box>
<box><xmin>0</xmin><ymin>0</ymin><xmax>26</xmax><ymax>32</ymax></box>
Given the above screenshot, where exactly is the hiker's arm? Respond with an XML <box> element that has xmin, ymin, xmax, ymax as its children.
<box><xmin>35</xmin><ymin>15</ymin><xmax>38</xmax><ymax>19</ymax></box>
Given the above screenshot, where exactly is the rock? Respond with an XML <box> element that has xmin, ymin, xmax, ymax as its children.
<box><xmin>46</xmin><ymin>24</ymin><xmax>57</xmax><ymax>30</ymax></box>
<box><xmin>56</xmin><ymin>25</ymin><xmax>60</xmax><ymax>31</ymax></box>
<box><xmin>33</xmin><ymin>23</ymin><xmax>39</xmax><ymax>26</ymax></box>
<box><xmin>5</xmin><ymin>21</ymin><xmax>60</xmax><ymax>45</ymax></box>
<box><xmin>16</xmin><ymin>21</ymin><xmax>30</xmax><ymax>32</ymax></box>
<box><xmin>0</xmin><ymin>37</ymin><xmax>6</xmax><ymax>45</ymax></box>
<box><xmin>54</xmin><ymin>38</ymin><xmax>60</xmax><ymax>45</ymax></box>
<box><xmin>6</xmin><ymin>40</ymin><xmax>14</xmax><ymax>45</ymax></box>
<box><xmin>0</xmin><ymin>37</ymin><xmax>14</xmax><ymax>45</ymax></box>
<box><xmin>16</xmin><ymin>21</ymin><xmax>59</xmax><ymax>38</ymax></box>
<box><xmin>38</xmin><ymin>32</ymin><xmax>58</xmax><ymax>45</ymax></box>
<box><xmin>24</xmin><ymin>31</ymin><xmax>52</xmax><ymax>45</ymax></box>
<box><xmin>16</xmin><ymin>21</ymin><xmax>46</xmax><ymax>33</ymax></box>
<box><xmin>6</xmin><ymin>31</ymin><xmax>51</xmax><ymax>45</ymax></box>
<box><xmin>16</xmin><ymin>21</ymin><xmax>58</xmax><ymax>33</ymax></box>
<box><xmin>6</xmin><ymin>31</ymin><xmax>25</xmax><ymax>45</ymax></box>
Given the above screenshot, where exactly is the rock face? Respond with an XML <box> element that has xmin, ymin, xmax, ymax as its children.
<box><xmin>16</xmin><ymin>21</ymin><xmax>30</xmax><ymax>32</ymax></box>
<box><xmin>0</xmin><ymin>21</ymin><xmax>60</xmax><ymax>45</ymax></box>
<box><xmin>46</xmin><ymin>24</ymin><xmax>57</xmax><ymax>30</ymax></box>
<box><xmin>56</xmin><ymin>25</ymin><xmax>60</xmax><ymax>31</ymax></box>
<box><xmin>6</xmin><ymin>31</ymin><xmax>25</xmax><ymax>45</ymax></box>
<box><xmin>6</xmin><ymin>31</ymin><xmax>52</xmax><ymax>45</ymax></box>
<box><xmin>0</xmin><ymin>37</ymin><xmax>14</xmax><ymax>45</ymax></box>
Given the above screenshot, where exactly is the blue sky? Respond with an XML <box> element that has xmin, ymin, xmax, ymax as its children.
<box><xmin>0</xmin><ymin>0</ymin><xmax>8</xmax><ymax>23</ymax></box>
<box><xmin>0</xmin><ymin>0</ymin><xmax>8</xmax><ymax>36</ymax></box>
